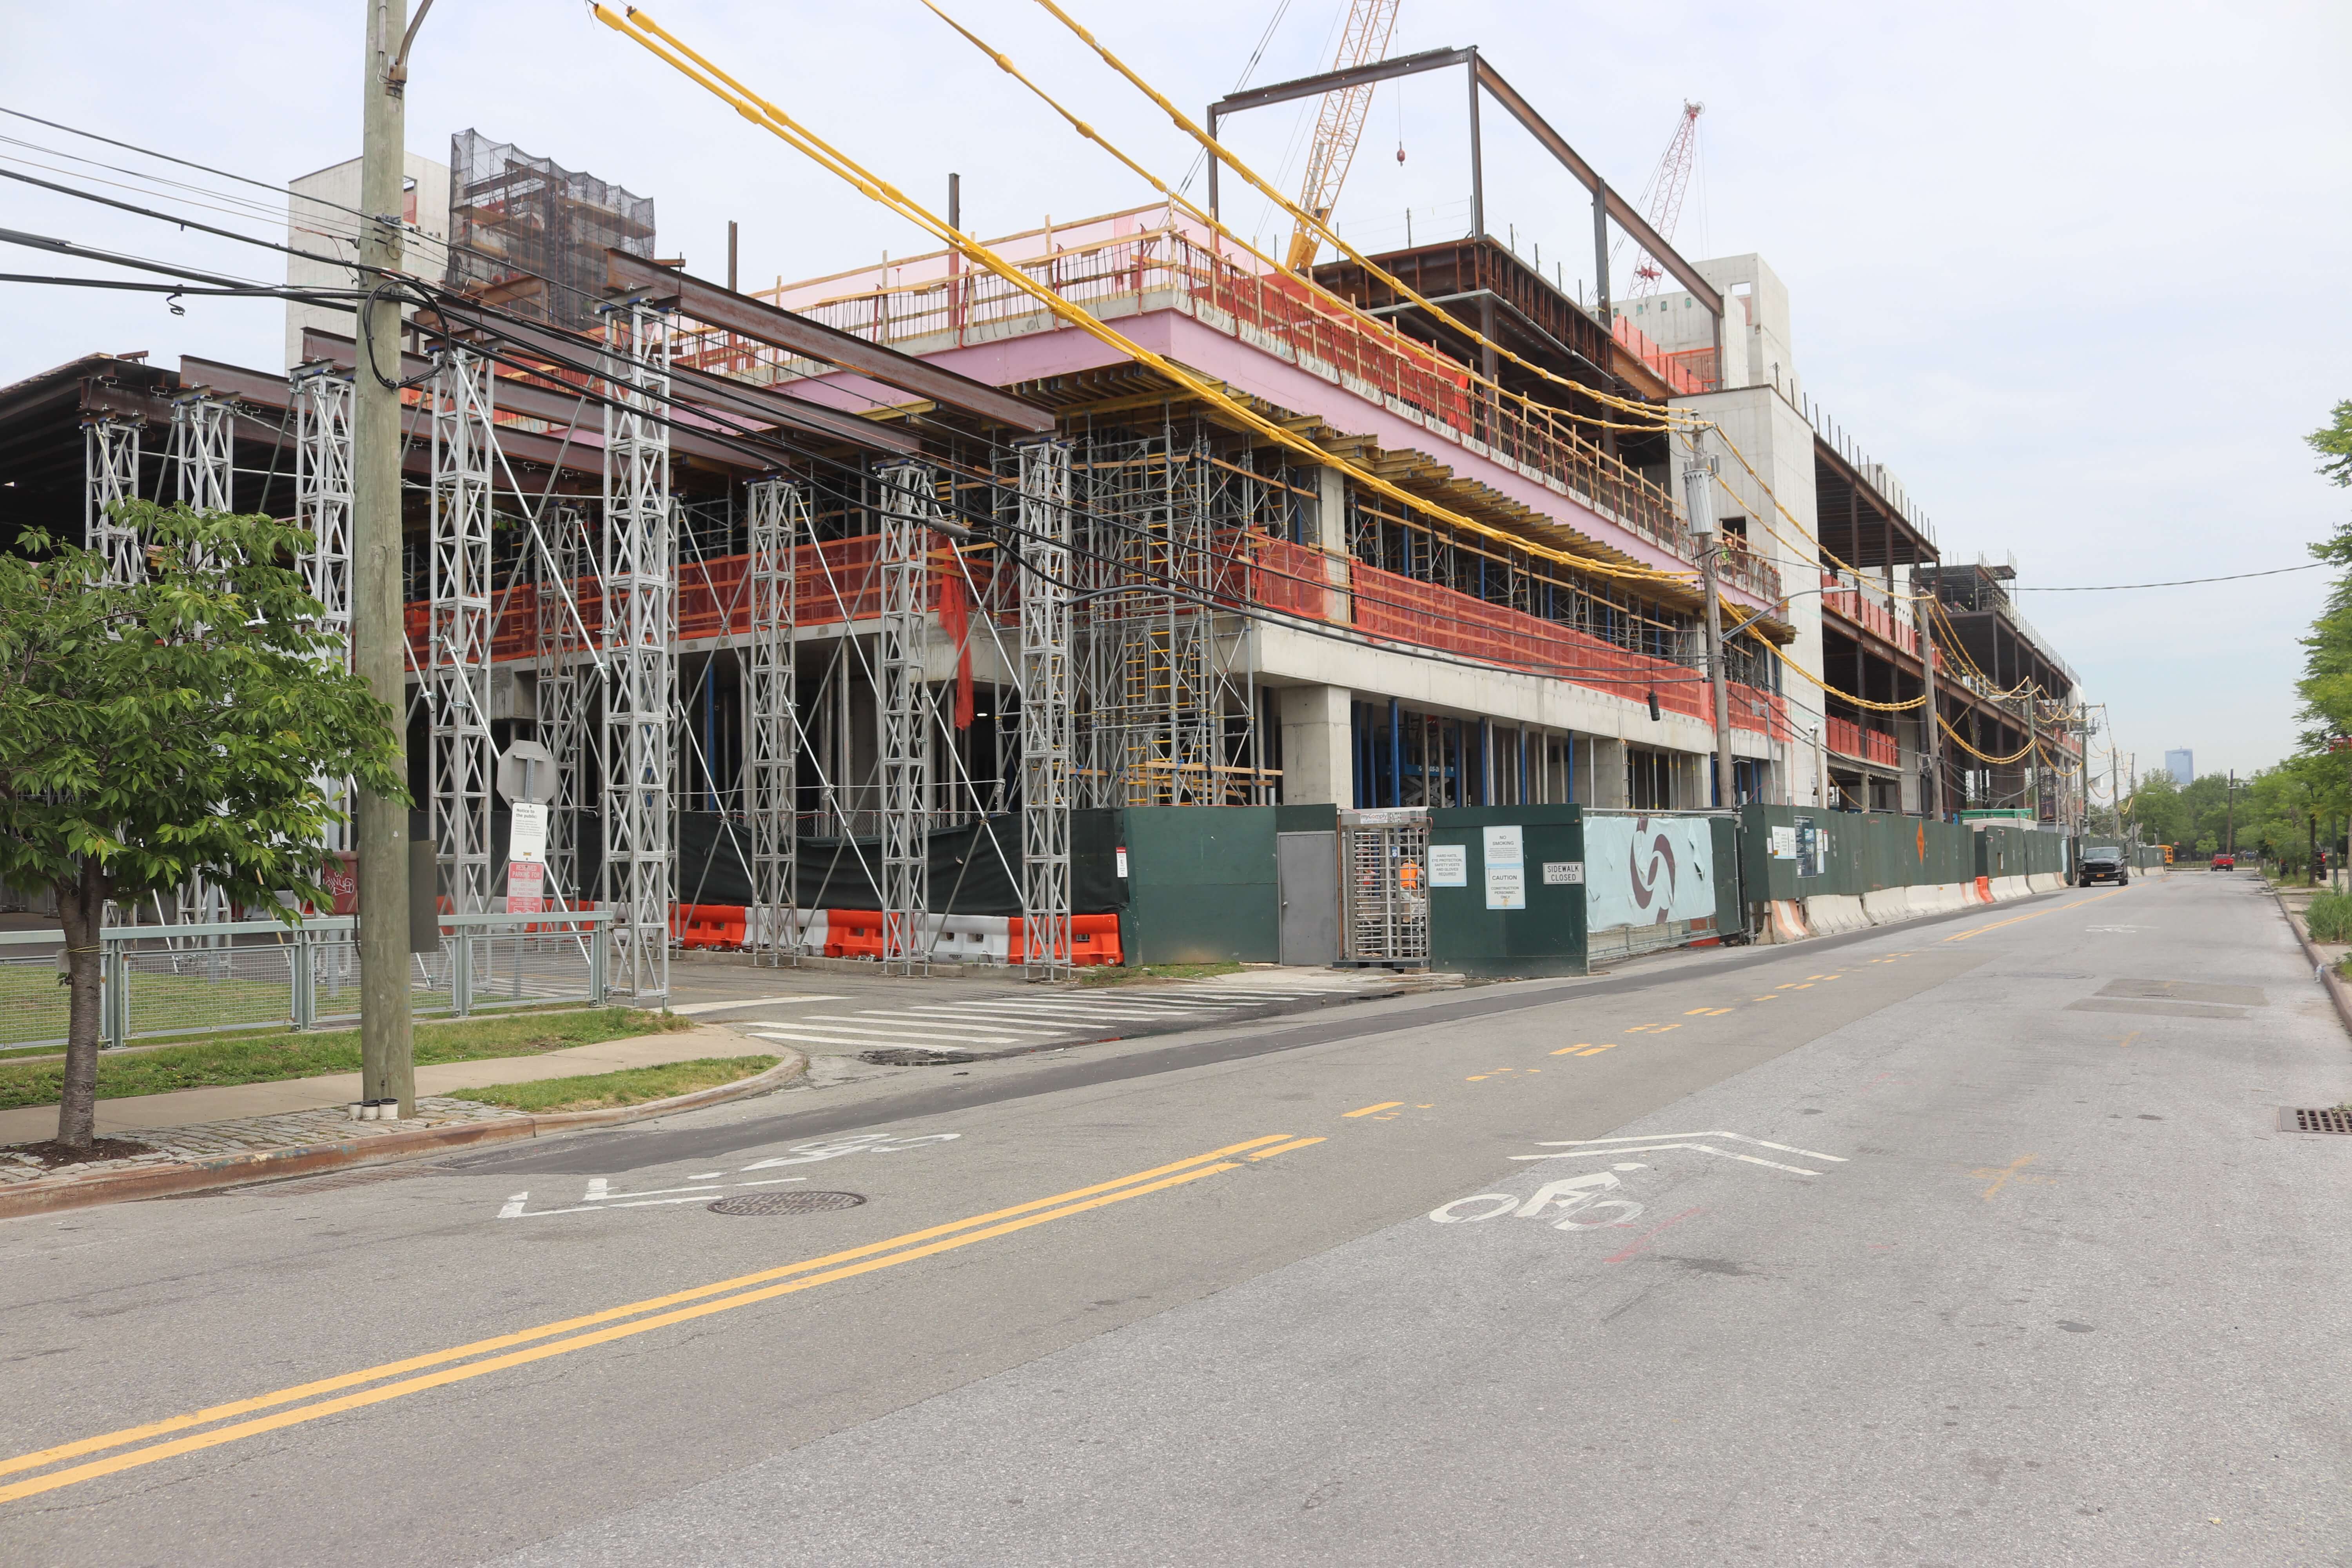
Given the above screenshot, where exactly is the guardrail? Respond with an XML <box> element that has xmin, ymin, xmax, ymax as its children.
<box><xmin>0</xmin><ymin>911</ymin><xmax>608</xmax><ymax>1053</ymax></box>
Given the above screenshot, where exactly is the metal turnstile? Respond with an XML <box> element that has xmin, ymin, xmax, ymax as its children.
<box><xmin>1338</xmin><ymin>808</ymin><xmax>1429</xmax><ymax>968</ymax></box>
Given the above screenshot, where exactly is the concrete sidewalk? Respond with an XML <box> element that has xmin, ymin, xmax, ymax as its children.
<box><xmin>0</xmin><ymin>1024</ymin><xmax>772</xmax><ymax>1147</ymax></box>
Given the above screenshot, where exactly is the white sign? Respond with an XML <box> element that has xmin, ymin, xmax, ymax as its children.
<box><xmin>1482</xmin><ymin>824</ymin><xmax>1526</xmax><ymax>911</ymax></box>
<box><xmin>1542</xmin><ymin>860</ymin><xmax>1584</xmax><ymax>885</ymax></box>
<box><xmin>1429</xmin><ymin>844</ymin><xmax>1468</xmax><ymax>887</ymax></box>
<box><xmin>1769</xmin><ymin>824</ymin><xmax>1797</xmax><ymax>860</ymax></box>
<box><xmin>1114</xmin><ymin>846</ymin><xmax>1129</xmax><ymax>879</ymax></box>
<box><xmin>508</xmin><ymin>801</ymin><xmax>549</xmax><ymax>865</ymax></box>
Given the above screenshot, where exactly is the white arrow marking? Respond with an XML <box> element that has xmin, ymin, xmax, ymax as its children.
<box><xmin>1532</xmin><ymin>1131</ymin><xmax>1846</xmax><ymax>1161</ymax></box>
<box><xmin>499</xmin><ymin>1192</ymin><xmax>529</xmax><ymax>1220</ymax></box>
<box><xmin>1511</xmin><ymin>1143</ymin><xmax>1826</xmax><ymax>1176</ymax></box>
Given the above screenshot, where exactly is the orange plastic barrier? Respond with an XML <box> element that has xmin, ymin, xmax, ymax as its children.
<box><xmin>1070</xmin><ymin>913</ymin><xmax>1122</xmax><ymax>967</ymax></box>
<box><xmin>825</xmin><ymin>908</ymin><xmax>885</xmax><ymax>960</ymax></box>
<box><xmin>672</xmin><ymin>904</ymin><xmax>747</xmax><ymax>950</ymax></box>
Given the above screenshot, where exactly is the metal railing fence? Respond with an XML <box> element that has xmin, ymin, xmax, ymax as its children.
<box><xmin>0</xmin><ymin>911</ymin><xmax>608</xmax><ymax>1053</ymax></box>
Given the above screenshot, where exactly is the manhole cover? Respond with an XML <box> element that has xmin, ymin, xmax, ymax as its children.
<box><xmin>2279</xmin><ymin>1107</ymin><xmax>2352</xmax><ymax>1135</ymax></box>
<box><xmin>859</xmin><ymin>1047</ymin><xmax>977</xmax><ymax>1067</ymax></box>
<box><xmin>707</xmin><ymin>1191</ymin><xmax>866</xmax><ymax>1216</ymax></box>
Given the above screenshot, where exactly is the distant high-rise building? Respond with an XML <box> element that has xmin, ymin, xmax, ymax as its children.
<box><xmin>2165</xmin><ymin>749</ymin><xmax>2194</xmax><ymax>787</ymax></box>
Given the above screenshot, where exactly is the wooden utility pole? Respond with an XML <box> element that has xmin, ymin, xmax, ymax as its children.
<box><xmin>355</xmin><ymin>0</ymin><xmax>419</xmax><ymax>1116</ymax></box>
<box><xmin>1915</xmin><ymin>570</ymin><xmax>1942</xmax><ymax>820</ymax></box>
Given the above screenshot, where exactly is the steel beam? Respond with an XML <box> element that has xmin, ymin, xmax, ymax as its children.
<box><xmin>607</xmin><ymin>250</ymin><xmax>1054</xmax><ymax>434</ymax></box>
<box><xmin>876</xmin><ymin>463</ymin><xmax>935</xmax><ymax>974</ymax></box>
<box><xmin>428</xmin><ymin>347</ymin><xmax>497</xmax><ymax>918</ymax></box>
<box><xmin>747</xmin><ymin>477</ymin><xmax>803</xmax><ymax>965</ymax></box>
<box><xmin>1018</xmin><ymin>441</ymin><xmax>1073</xmax><ymax>978</ymax></box>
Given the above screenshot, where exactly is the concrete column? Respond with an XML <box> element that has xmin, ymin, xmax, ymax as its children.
<box><xmin>1313</xmin><ymin>464</ymin><xmax>1352</xmax><ymax>624</ymax></box>
<box><xmin>1590</xmin><ymin>737</ymin><xmax>1631</xmax><ymax>808</ymax></box>
<box><xmin>1277</xmin><ymin>684</ymin><xmax>1355</xmax><ymax>806</ymax></box>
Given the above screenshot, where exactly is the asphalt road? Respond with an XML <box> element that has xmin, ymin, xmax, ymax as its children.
<box><xmin>4</xmin><ymin>872</ymin><xmax>2347</xmax><ymax>1565</ymax></box>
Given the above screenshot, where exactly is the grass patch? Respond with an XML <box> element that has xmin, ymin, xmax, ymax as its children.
<box><xmin>0</xmin><ymin>1007</ymin><xmax>690</xmax><ymax>1112</ymax></box>
<box><xmin>2308</xmin><ymin>892</ymin><xmax>2352</xmax><ymax>944</ymax></box>
<box><xmin>446</xmin><ymin>1056</ymin><xmax>778</xmax><ymax>1114</ymax></box>
<box><xmin>1076</xmin><ymin>960</ymin><xmax>1245</xmax><ymax>987</ymax></box>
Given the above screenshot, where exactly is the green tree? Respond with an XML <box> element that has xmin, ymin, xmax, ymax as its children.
<box><xmin>2310</xmin><ymin>398</ymin><xmax>2352</xmax><ymax>490</ymax></box>
<box><xmin>0</xmin><ymin>503</ymin><xmax>406</xmax><ymax>1150</ymax></box>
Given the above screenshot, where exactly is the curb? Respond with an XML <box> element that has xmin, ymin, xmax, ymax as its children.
<box><xmin>0</xmin><ymin>1048</ymin><xmax>809</xmax><ymax>1221</ymax></box>
<box><xmin>2272</xmin><ymin>889</ymin><xmax>2352</xmax><ymax>1042</ymax></box>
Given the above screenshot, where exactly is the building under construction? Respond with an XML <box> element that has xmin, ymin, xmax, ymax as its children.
<box><xmin>1</xmin><ymin>60</ymin><xmax>2087</xmax><ymax>992</ymax></box>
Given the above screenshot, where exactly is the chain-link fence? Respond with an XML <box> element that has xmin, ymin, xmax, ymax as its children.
<box><xmin>0</xmin><ymin>911</ymin><xmax>608</xmax><ymax>1051</ymax></box>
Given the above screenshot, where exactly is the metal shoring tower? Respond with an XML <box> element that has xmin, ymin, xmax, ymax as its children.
<box><xmin>168</xmin><ymin>392</ymin><xmax>233</xmax><ymax>515</ymax></box>
<box><xmin>293</xmin><ymin>367</ymin><xmax>356</xmax><ymax>849</ymax></box>
<box><xmin>877</xmin><ymin>463</ymin><xmax>936</xmax><ymax>975</ymax></box>
<box><xmin>746</xmin><ymin>477</ymin><xmax>803</xmax><ymax>964</ymax></box>
<box><xmin>427</xmin><ymin>347</ymin><xmax>497</xmax><ymax>925</ymax></box>
<box><xmin>169</xmin><ymin>393</ymin><xmax>235</xmax><ymax>931</ymax></box>
<box><xmin>535</xmin><ymin>503</ymin><xmax>589</xmax><ymax>908</ymax></box>
<box><xmin>601</xmin><ymin>299</ymin><xmax>676</xmax><ymax>1002</ymax></box>
<box><xmin>84</xmin><ymin>416</ymin><xmax>143</xmax><ymax>584</ymax></box>
<box><xmin>1018</xmin><ymin>441</ymin><xmax>1074</xmax><ymax>977</ymax></box>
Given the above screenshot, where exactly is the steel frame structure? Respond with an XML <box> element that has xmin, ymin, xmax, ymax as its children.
<box><xmin>83</xmin><ymin>416</ymin><xmax>143</xmax><ymax>584</ymax></box>
<box><xmin>746</xmin><ymin>477</ymin><xmax>802</xmax><ymax>964</ymax></box>
<box><xmin>535</xmin><ymin>503</ymin><xmax>591</xmax><ymax>907</ymax></box>
<box><xmin>293</xmin><ymin>367</ymin><xmax>356</xmax><ymax>851</ymax></box>
<box><xmin>1018</xmin><ymin>441</ymin><xmax>1074</xmax><ymax>977</ymax></box>
<box><xmin>428</xmin><ymin>347</ymin><xmax>497</xmax><ymax>918</ymax></box>
<box><xmin>876</xmin><ymin>462</ymin><xmax>936</xmax><ymax>974</ymax></box>
<box><xmin>601</xmin><ymin>300</ymin><xmax>677</xmax><ymax>1001</ymax></box>
<box><xmin>167</xmin><ymin>393</ymin><xmax>232</xmax><ymax>515</ymax></box>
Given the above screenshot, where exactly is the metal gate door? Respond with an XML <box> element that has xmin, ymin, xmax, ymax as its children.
<box><xmin>1338</xmin><ymin>808</ymin><xmax>1429</xmax><ymax>967</ymax></box>
<box><xmin>1277</xmin><ymin>831</ymin><xmax>1340</xmax><ymax>966</ymax></box>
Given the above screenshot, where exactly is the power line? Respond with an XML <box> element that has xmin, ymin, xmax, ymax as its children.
<box><xmin>2011</xmin><ymin>563</ymin><xmax>2324</xmax><ymax>591</ymax></box>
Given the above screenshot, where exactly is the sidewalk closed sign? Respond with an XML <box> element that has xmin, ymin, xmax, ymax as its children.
<box><xmin>1482</xmin><ymin>825</ymin><xmax>1526</xmax><ymax>910</ymax></box>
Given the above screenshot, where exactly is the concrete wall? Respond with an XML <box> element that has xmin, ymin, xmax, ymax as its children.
<box><xmin>284</xmin><ymin>150</ymin><xmax>452</xmax><ymax>372</ymax></box>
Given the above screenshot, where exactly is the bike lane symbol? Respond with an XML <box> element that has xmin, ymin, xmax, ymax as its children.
<box><xmin>1428</xmin><ymin>1164</ymin><xmax>1651</xmax><ymax>1230</ymax></box>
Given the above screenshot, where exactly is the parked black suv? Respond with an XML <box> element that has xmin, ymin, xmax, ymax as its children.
<box><xmin>2079</xmin><ymin>845</ymin><xmax>2129</xmax><ymax>886</ymax></box>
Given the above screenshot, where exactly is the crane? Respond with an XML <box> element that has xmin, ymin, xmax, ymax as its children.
<box><xmin>1617</xmin><ymin>100</ymin><xmax>1704</xmax><ymax>298</ymax></box>
<box><xmin>1283</xmin><ymin>0</ymin><xmax>1403</xmax><ymax>273</ymax></box>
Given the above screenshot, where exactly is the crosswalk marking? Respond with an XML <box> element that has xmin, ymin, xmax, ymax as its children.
<box><xmin>790</xmin><ymin>1018</ymin><xmax>1034</xmax><ymax>1041</ymax></box>
<box><xmin>748</xmin><ymin>1029</ymin><xmax>1018</xmax><ymax>1049</ymax></box>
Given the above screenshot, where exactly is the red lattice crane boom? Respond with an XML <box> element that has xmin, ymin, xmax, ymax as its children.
<box><xmin>1283</xmin><ymin>0</ymin><xmax>1403</xmax><ymax>274</ymax></box>
<box><xmin>1623</xmin><ymin>100</ymin><xmax>1704</xmax><ymax>298</ymax></box>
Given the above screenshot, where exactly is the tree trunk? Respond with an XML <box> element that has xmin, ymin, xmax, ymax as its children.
<box><xmin>54</xmin><ymin>859</ymin><xmax>106</xmax><ymax>1150</ymax></box>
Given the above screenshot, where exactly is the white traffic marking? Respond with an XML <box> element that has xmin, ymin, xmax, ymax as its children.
<box><xmin>741</xmin><ymin>1132</ymin><xmax>960</xmax><ymax>1170</ymax></box>
<box><xmin>746</xmin><ymin>1029</ymin><xmax>1011</xmax><ymax>1049</ymax></box>
<box><xmin>887</xmin><ymin>1010</ymin><xmax>1077</xmax><ymax>1034</ymax></box>
<box><xmin>667</xmin><ymin>995</ymin><xmax>851</xmax><ymax>1015</ymax></box>
<box><xmin>1515</xmin><ymin>1131</ymin><xmax>1846</xmax><ymax>1178</ymax></box>
<box><xmin>1430</xmin><ymin>1169</ymin><xmax>1647</xmax><ymax>1230</ymax></box>
<box><xmin>494</xmin><ymin>1136</ymin><xmax>962</xmax><ymax>1220</ymax></box>
<box><xmin>792</xmin><ymin>1017</ymin><xmax>1033</xmax><ymax>1040</ymax></box>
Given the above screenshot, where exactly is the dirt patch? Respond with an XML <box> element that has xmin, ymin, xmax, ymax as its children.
<box><xmin>4</xmin><ymin>1136</ymin><xmax>160</xmax><ymax>1169</ymax></box>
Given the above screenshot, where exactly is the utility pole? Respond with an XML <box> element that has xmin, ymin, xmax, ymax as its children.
<box><xmin>355</xmin><ymin>0</ymin><xmax>421</xmax><ymax>1116</ymax></box>
<box><xmin>1683</xmin><ymin>445</ymin><xmax>1733</xmax><ymax>812</ymax></box>
<box><xmin>1915</xmin><ymin>570</ymin><xmax>1943</xmax><ymax>821</ymax></box>
<box><xmin>2226</xmin><ymin>768</ymin><xmax>2236</xmax><ymax>858</ymax></box>
<box><xmin>2024</xmin><ymin>686</ymin><xmax>2041</xmax><ymax>825</ymax></box>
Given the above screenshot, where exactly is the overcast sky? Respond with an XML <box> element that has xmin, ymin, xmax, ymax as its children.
<box><xmin>5</xmin><ymin>2</ymin><xmax>2347</xmax><ymax>784</ymax></box>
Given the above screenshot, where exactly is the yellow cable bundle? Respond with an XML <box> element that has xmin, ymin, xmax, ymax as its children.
<box><xmin>592</xmin><ymin>5</ymin><xmax>1700</xmax><ymax>593</ymax></box>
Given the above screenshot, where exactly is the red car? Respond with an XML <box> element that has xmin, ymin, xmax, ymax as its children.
<box><xmin>2211</xmin><ymin>852</ymin><xmax>2235</xmax><ymax>870</ymax></box>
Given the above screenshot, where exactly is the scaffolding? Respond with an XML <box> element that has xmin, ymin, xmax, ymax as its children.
<box><xmin>1074</xmin><ymin>419</ymin><xmax>1265</xmax><ymax>809</ymax></box>
<box><xmin>601</xmin><ymin>300</ymin><xmax>675</xmax><ymax>1000</ymax></box>
<box><xmin>445</xmin><ymin>130</ymin><xmax>657</xmax><ymax>333</ymax></box>
<box><xmin>1018</xmin><ymin>441</ymin><xmax>1074</xmax><ymax>978</ymax></box>
<box><xmin>746</xmin><ymin>477</ymin><xmax>802</xmax><ymax>964</ymax></box>
<box><xmin>428</xmin><ymin>347</ymin><xmax>497</xmax><ymax>917</ymax></box>
<box><xmin>168</xmin><ymin>393</ymin><xmax>232</xmax><ymax>515</ymax></box>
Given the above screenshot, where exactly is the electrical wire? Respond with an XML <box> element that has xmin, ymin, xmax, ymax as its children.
<box><xmin>2012</xmin><ymin>563</ymin><xmax>2325</xmax><ymax>591</ymax></box>
<box><xmin>593</xmin><ymin>5</ymin><xmax>1698</xmax><ymax>595</ymax></box>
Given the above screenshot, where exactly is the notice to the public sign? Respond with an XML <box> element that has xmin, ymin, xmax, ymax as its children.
<box><xmin>1482</xmin><ymin>824</ymin><xmax>1526</xmax><ymax>911</ymax></box>
<box><xmin>1769</xmin><ymin>824</ymin><xmax>1797</xmax><ymax>860</ymax></box>
<box><xmin>509</xmin><ymin>801</ymin><xmax>549</xmax><ymax>865</ymax></box>
<box><xmin>1429</xmin><ymin>844</ymin><xmax>1468</xmax><ymax>887</ymax></box>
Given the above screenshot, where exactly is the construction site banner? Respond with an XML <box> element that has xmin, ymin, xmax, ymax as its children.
<box><xmin>1583</xmin><ymin>813</ymin><xmax>1720</xmax><ymax>930</ymax></box>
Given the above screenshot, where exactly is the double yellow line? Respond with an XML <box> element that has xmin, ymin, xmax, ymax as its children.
<box><xmin>1941</xmin><ymin>887</ymin><xmax>2123</xmax><ymax>942</ymax></box>
<box><xmin>0</xmin><ymin>1134</ymin><xmax>1299</xmax><ymax>1504</ymax></box>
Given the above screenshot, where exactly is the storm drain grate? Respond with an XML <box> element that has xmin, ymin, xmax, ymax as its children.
<box><xmin>708</xmin><ymin>1191</ymin><xmax>866</xmax><ymax>1216</ymax></box>
<box><xmin>2279</xmin><ymin>1107</ymin><xmax>2352</xmax><ymax>1135</ymax></box>
<box><xmin>859</xmin><ymin>1047</ymin><xmax>978</xmax><ymax>1067</ymax></box>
